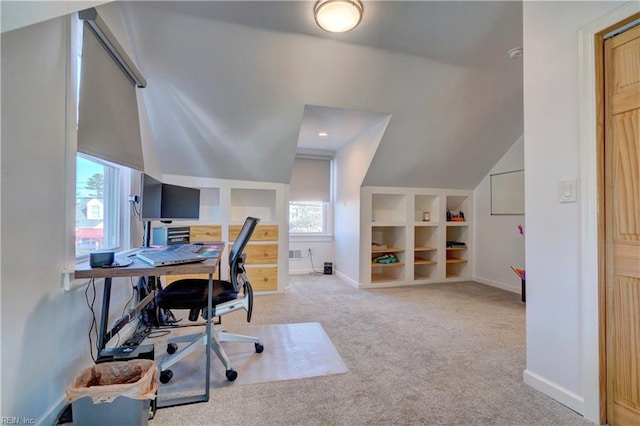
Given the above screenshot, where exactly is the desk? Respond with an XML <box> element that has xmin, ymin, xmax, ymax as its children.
<box><xmin>75</xmin><ymin>243</ymin><xmax>225</xmax><ymax>407</ymax></box>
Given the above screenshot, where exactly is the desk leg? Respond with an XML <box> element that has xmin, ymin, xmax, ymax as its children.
<box><xmin>98</xmin><ymin>277</ymin><xmax>112</xmax><ymax>353</ymax></box>
<box><xmin>205</xmin><ymin>272</ymin><xmax>212</xmax><ymax>401</ymax></box>
<box><xmin>157</xmin><ymin>272</ymin><xmax>213</xmax><ymax>408</ymax></box>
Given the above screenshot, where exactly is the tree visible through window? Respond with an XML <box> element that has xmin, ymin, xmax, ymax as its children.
<box><xmin>75</xmin><ymin>155</ymin><xmax>120</xmax><ymax>256</ymax></box>
<box><xmin>289</xmin><ymin>201</ymin><xmax>326</xmax><ymax>233</ymax></box>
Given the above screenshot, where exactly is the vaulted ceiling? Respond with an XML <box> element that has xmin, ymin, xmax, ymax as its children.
<box><xmin>3</xmin><ymin>0</ymin><xmax>524</xmax><ymax>189</ymax></box>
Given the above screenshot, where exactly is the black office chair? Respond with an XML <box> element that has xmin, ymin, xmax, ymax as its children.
<box><xmin>156</xmin><ymin>216</ymin><xmax>264</xmax><ymax>384</ymax></box>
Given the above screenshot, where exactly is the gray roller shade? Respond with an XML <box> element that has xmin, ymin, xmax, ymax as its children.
<box><xmin>77</xmin><ymin>21</ymin><xmax>144</xmax><ymax>170</ymax></box>
<box><xmin>290</xmin><ymin>157</ymin><xmax>331</xmax><ymax>202</ymax></box>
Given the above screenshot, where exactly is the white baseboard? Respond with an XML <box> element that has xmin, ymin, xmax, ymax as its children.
<box><xmin>289</xmin><ymin>268</ymin><xmax>319</xmax><ymax>275</ymax></box>
<box><xmin>39</xmin><ymin>394</ymin><xmax>69</xmax><ymax>425</ymax></box>
<box><xmin>473</xmin><ymin>275</ymin><xmax>520</xmax><ymax>294</ymax></box>
<box><xmin>523</xmin><ymin>369</ymin><xmax>585</xmax><ymax>415</ymax></box>
<box><xmin>335</xmin><ymin>269</ymin><xmax>359</xmax><ymax>288</ymax></box>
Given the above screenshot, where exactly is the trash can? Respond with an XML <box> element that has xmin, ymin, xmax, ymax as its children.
<box><xmin>66</xmin><ymin>359</ymin><xmax>158</xmax><ymax>426</ymax></box>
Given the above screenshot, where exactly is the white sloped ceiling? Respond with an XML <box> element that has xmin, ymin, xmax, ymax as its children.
<box><xmin>118</xmin><ymin>1</ymin><xmax>522</xmax><ymax>188</ymax></box>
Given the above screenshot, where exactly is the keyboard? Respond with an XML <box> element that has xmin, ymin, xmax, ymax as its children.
<box><xmin>166</xmin><ymin>244</ymin><xmax>203</xmax><ymax>253</ymax></box>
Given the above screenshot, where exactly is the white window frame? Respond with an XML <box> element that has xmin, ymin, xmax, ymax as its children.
<box><xmin>289</xmin><ymin>156</ymin><xmax>334</xmax><ymax>242</ymax></box>
<box><xmin>75</xmin><ymin>154</ymin><xmax>131</xmax><ymax>260</ymax></box>
<box><xmin>289</xmin><ymin>200</ymin><xmax>332</xmax><ymax>234</ymax></box>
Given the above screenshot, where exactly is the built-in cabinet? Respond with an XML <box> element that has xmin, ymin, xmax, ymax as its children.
<box><xmin>361</xmin><ymin>187</ymin><xmax>472</xmax><ymax>288</ymax></box>
<box><xmin>154</xmin><ymin>177</ymin><xmax>288</xmax><ymax>293</ymax></box>
<box><xmin>228</xmin><ymin>223</ymin><xmax>278</xmax><ymax>292</ymax></box>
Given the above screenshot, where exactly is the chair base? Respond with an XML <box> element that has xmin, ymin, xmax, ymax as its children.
<box><xmin>159</xmin><ymin>327</ymin><xmax>263</xmax><ymax>383</ymax></box>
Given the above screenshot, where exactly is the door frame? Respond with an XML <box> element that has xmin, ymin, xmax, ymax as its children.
<box><xmin>578</xmin><ymin>3</ymin><xmax>640</xmax><ymax>424</ymax></box>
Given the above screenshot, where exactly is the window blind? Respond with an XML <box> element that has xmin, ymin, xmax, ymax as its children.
<box><xmin>77</xmin><ymin>20</ymin><xmax>144</xmax><ymax>171</ymax></box>
<box><xmin>289</xmin><ymin>157</ymin><xmax>331</xmax><ymax>202</ymax></box>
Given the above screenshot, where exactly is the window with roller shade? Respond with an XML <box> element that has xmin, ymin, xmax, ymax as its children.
<box><xmin>73</xmin><ymin>13</ymin><xmax>143</xmax><ymax>258</ymax></box>
<box><xmin>289</xmin><ymin>156</ymin><xmax>333</xmax><ymax>234</ymax></box>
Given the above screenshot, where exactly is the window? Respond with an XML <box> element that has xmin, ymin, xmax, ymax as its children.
<box><xmin>289</xmin><ymin>155</ymin><xmax>333</xmax><ymax>235</ymax></box>
<box><xmin>71</xmin><ymin>12</ymin><xmax>141</xmax><ymax>259</ymax></box>
<box><xmin>75</xmin><ymin>155</ymin><xmax>125</xmax><ymax>257</ymax></box>
<box><xmin>289</xmin><ymin>201</ymin><xmax>327</xmax><ymax>233</ymax></box>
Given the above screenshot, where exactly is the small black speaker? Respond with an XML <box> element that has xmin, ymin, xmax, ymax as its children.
<box><xmin>323</xmin><ymin>262</ymin><xmax>333</xmax><ymax>275</ymax></box>
<box><xmin>90</xmin><ymin>251</ymin><xmax>114</xmax><ymax>267</ymax></box>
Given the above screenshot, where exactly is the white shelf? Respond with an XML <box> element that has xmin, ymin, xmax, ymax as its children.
<box><xmin>161</xmin><ymin>175</ymin><xmax>287</xmax><ymax>294</ymax></box>
<box><xmin>372</xmin><ymin>194</ymin><xmax>407</xmax><ymax>223</ymax></box>
<box><xmin>415</xmin><ymin>194</ymin><xmax>440</xmax><ymax>223</ymax></box>
<box><xmin>230</xmin><ymin>188</ymin><xmax>276</xmax><ymax>223</ymax></box>
<box><xmin>198</xmin><ymin>187</ymin><xmax>221</xmax><ymax>223</ymax></box>
<box><xmin>363</xmin><ymin>187</ymin><xmax>472</xmax><ymax>287</ymax></box>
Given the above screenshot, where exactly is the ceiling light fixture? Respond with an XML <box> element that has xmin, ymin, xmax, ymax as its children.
<box><xmin>508</xmin><ymin>47</ymin><xmax>523</xmax><ymax>59</ymax></box>
<box><xmin>314</xmin><ymin>0</ymin><xmax>363</xmax><ymax>33</ymax></box>
<box><xmin>318</xmin><ymin>132</ymin><xmax>329</xmax><ymax>137</ymax></box>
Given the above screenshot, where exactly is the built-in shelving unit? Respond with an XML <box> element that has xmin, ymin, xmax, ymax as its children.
<box><xmin>156</xmin><ymin>176</ymin><xmax>288</xmax><ymax>294</ymax></box>
<box><xmin>444</xmin><ymin>194</ymin><xmax>470</xmax><ymax>278</ymax></box>
<box><xmin>371</xmin><ymin>225</ymin><xmax>406</xmax><ymax>283</ymax></box>
<box><xmin>361</xmin><ymin>187</ymin><xmax>472</xmax><ymax>288</ymax></box>
<box><xmin>414</xmin><ymin>224</ymin><xmax>439</xmax><ymax>280</ymax></box>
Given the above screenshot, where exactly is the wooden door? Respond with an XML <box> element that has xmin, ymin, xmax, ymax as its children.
<box><xmin>604</xmin><ymin>22</ymin><xmax>640</xmax><ymax>426</ymax></box>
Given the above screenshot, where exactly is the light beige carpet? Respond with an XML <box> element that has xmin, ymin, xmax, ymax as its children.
<box><xmin>153</xmin><ymin>322</ymin><xmax>348</xmax><ymax>402</ymax></box>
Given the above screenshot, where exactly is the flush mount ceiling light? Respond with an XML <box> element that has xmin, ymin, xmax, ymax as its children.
<box><xmin>314</xmin><ymin>0</ymin><xmax>363</xmax><ymax>33</ymax></box>
<box><xmin>508</xmin><ymin>47</ymin><xmax>524</xmax><ymax>59</ymax></box>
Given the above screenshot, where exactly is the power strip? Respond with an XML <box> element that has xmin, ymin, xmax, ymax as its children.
<box><xmin>123</xmin><ymin>324</ymin><xmax>151</xmax><ymax>346</ymax></box>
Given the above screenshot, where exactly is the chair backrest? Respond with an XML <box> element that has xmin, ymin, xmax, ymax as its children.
<box><xmin>229</xmin><ymin>216</ymin><xmax>260</xmax><ymax>291</ymax></box>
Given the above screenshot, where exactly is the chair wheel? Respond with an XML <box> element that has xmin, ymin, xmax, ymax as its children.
<box><xmin>160</xmin><ymin>370</ymin><xmax>173</xmax><ymax>384</ymax></box>
<box><xmin>255</xmin><ymin>343</ymin><xmax>264</xmax><ymax>353</ymax></box>
<box><xmin>167</xmin><ymin>343</ymin><xmax>178</xmax><ymax>354</ymax></box>
<box><xmin>226</xmin><ymin>369</ymin><xmax>238</xmax><ymax>381</ymax></box>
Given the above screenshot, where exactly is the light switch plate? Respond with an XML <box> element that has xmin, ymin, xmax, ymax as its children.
<box><xmin>559</xmin><ymin>179</ymin><xmax>577</xmax><ymax>203</ymax></box>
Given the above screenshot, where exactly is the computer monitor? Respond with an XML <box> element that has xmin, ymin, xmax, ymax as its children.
<box><xmin>140</xmin><ymin>173</ymin><xmax>162</xmax><ymax>221</ymax></box>
<box><xmin>161</xmin><ymin>183</ymin><xmax>200</xmax><ymax>220</ymax></box>
<box><xmin>140</xmin><ymin>174</ymin><xmax>200</xmax><ymax>221</ymax></box>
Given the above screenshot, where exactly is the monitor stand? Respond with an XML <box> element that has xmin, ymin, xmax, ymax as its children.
<box><xmin>142</xmin><ymin>220</ymin><xmax>151</xmax><ymax>248</ymax></box>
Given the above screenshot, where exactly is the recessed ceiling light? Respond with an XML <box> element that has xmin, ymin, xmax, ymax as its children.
<box><xmin>318</xmin><ymin>132</ymin><xmax>329</xmax><ymax>137</ymax></box>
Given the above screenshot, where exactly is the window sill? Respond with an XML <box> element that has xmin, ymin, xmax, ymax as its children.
<box><xmin>289</xmin><ymin>234</ymin><xmax>334</xmax><ymax>243</ymax></box>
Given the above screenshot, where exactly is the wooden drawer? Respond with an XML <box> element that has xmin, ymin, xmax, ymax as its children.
<box><xmin>246</xmin><ymin>267</ymin><xmax>278</xmax><ymax>291</ymax></box>
<box><xmin>229</xmin><ymin>224</ymin><xmax>278</xmax><ymax>241</ymax></box>
<box><xmin>239</xmin><ymin>243</ymin><xmax>278</xmax><ymax>264</ymax></box>
<box><xmin>165</xmin><ymin>268</ymin><xmax>277</xmax><ymax>291</ymax></box>
<box><xmin>190</xmin><ymin>225</ymin><xmax>222</xmax><ymax>243</ymax></box>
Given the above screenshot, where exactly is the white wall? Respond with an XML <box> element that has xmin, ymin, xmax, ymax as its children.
<box><xmin>288</xmin><ymin>242</ymin><xmax>334</xmax><ymax>275</ymax></box>
<box><xmin>289</xmin><ymin>115</ymin><xmax>390</xmax><ymax>277</ymax></box>
<box><xmin>97</xmin><ymin>1</ymin><xmax>161</xmax><ymax>248</ymax></box>
<box><xmin>522</xmin><ymin>0</ymin><xmax>626</xmax><ymax>419</ymax></box>
<box><xmin>0</xmin><ymin>14</ymin><xmax>144</xmax><ymax>423</ymax></box>
<box><xmin>473</xmin><ymin>136</ymin><xmax>525</xmax><ymax>293</ymax></box>
<box><xmin>335</xmin><ymin>117</ymin><xmax>390</xmax><ymax>285</ymax></box>
<box><xmin>0</xmin><ymin>0</ymin><xmax>111</xmax><ymax>33</ymax></box>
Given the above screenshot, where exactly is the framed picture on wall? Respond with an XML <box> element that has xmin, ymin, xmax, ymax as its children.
<box><xmin>490</xmin><ymin>169</ymin><xmax>524</xmax><ymax>215</ymax></box>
